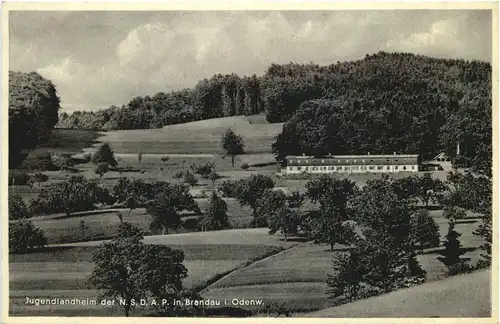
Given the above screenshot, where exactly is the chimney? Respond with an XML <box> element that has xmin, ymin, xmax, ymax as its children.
<box><xmin>302</xmin><ymin>153</ymin><xmax>305</xmax><ymax>157</ymax></box>
<box><xmin>393</xmin><ymin>152</ymin><xmax>396</xmax><ymax>155</ymax></box>
<box><xmin>367</xmin><ymin>152</ymin><xmax>370</xmax><ymax>155</ymax></box>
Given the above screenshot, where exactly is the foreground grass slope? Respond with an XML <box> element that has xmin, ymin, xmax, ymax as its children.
<box><xmin>9</xmin><ymin>229</ymin><xmax>298</xmax><ymax>316</ymax></box>
<box><xmin>202</xmin><ymin>217</ymin><xmax>486</xmax><ymax>314</ymax></box>
<box><xmin>301</xmin><ymin>270</ymin><xmax>491</xmax><ymax>318</ymax></box>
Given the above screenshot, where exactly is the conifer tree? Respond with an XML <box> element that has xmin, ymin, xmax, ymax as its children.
<box><xmin>437</xmin><ymin>220</ymin><xmax>472</xmax><ymax>276</ymax></box>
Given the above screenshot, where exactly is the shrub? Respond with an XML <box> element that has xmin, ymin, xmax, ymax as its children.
<box><xmin>241</xmin><ymin>163</ymin><xmax>249</xmax><ymax>170</ymax></box>
<box><xmin>190</xmin><ymin>162</ymin><xmax>216</xmax><ymax>179</ymax></box>
<box><xmin>9</xmin><ymin>220</ymin><xmax>47</xmax><ymax>253</ymax></box>
<box><xmin>161</xmin><ymin>156</ymin><xmax>170</xmax><ymax>163</ymax></box>
<box><xmin>183</xmin><ymin>171</ymin><xmax>198</xmax><ymax>187</ymax></box>
<box><xmin>9</xmin><ymin>193</ymin><xmax>31</xmax><ymax>220</ymax></box>
<box><xmin>443</xmin><ymin>205</ymin><xmax>467</xmax><ymax>220</ymax></box>
<box><xmin>83</xmin><ymin>153</ymin><xmax>92</xmax><ymax>162</ymax></box>
<box><xmin>19</xmin><ymin>152</ymin><xmax>58</xmax><ymax>171</ymax></box>
<box><xmin>94</xmin><ymin>163</ymin><xmax>109</xmax><ymax>178</ymax></box>
<box><xmin>217</xmin><ymin>180</ymin><xmax>238</xmax><ymax>198</ymax></box>
<box><xmin>8</xmin><ymin>171</ymin><xmax>30</xmax><ymax>186</ymax></box>
<box><xmin>52</xmin><ymin>153</ymin><xmax>74</xmax><ymax>171</ymax></box>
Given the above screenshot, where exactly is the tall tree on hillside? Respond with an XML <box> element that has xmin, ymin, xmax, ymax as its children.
<box><xmin>147</xmin><ymin>184</ymin><xmax>200</xmax><ymax>234</ymax></box>
<box><xmin>221</xmin><ymin>128</ymin><xmax>245</xmax><ymax>167</ymax></box>
<box><xmin>88</xmin><ymin>223</ymin><xmax>188</xmax><ymax>317</ymax></box>
<box><xmin>306</xmin><ymin>175</ymin><xmax>358</xmax><ymax>214</ymax></box>
<box><xmin>256</xmin><ymin>189</ymin><xmax>287</xmax><ymax>228</ymax></box>
<box><xmin>412</xmin><ymin>173</ymin><xmax>446</xmax><ymax>207</ymax></box>
<box><xmin>234</xmin><ymin>174</ymin><xmax>275</xmax><ymax>227</ymax></box>
<box><xmin>92</xmin><ymin>143</ymin><xmax>118</xmax><ymax>167</ymax></box>
<box><xmin>200</xmin><ymin>191</ymin><xmax>230</xmax><ymax>231</ymax></box>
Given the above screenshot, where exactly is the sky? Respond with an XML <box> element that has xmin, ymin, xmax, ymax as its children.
<box><xmin>9</xmin><ymin>10</ymin><xmax>493</xmax><ymax>113</ymax></box>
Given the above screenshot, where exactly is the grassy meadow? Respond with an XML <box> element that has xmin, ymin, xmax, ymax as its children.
<box><xmin>201</xmin><ymin>216</ymin><xmax>486</xmax><ymax>314</ymax></box>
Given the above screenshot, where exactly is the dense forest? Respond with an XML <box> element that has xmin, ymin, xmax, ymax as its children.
<box><xmin>55</xmin><ymin>52</ymin><xmax>491</xmax><ymax>170</ymax></box>
<box><xmin>9</xmin><ymin>71</ymin><xmax>61</xmax><ymax>167</ymax></box>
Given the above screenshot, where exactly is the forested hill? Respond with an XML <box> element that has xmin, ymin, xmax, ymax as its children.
<box><xmin>56</xmin><ymin>52</ymin><xmax>491</xmax><ymax>173</ymax></box>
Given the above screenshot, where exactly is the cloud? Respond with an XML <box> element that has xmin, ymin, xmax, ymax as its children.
<box><xmin>9</xmin><ymin>10</ymin><xmax>492</xmax><ymax>112</ymax></box>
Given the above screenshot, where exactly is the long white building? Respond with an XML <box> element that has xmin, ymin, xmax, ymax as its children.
<box><xmin>282</xmin><ymin>153</ymin><xmax>421</xmax><ymax>175</ymax></box>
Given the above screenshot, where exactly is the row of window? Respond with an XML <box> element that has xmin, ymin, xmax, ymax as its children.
<box><xmin>288</xmin><ymin>165</ymin><xmax>417</xmax><ymax>171</ymax></box>
<box><xmin>290</xmin><ymin>159</ymin><xmax>411</xmax><ymax>164</ymax></box>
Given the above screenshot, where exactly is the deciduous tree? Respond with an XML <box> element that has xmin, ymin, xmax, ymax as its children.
<box><xmin>147</xmin><ymin>184</ymin><xmax>200</xmax><ymax>234</ymax></box>
<box><xmin>221</xmin><ymin>128</ymin><xmax>245</xmax><ymax>167</ymax></box>
<box><xmin>88</xmin><ymin>223</ymin><xmax>187</xmax><ymax>317</ymax></box>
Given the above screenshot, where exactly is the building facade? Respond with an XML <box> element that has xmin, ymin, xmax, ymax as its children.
<box><xmin>282</xmin><ymin>153</ymin><xmax>421</xmax><ymax>175</ymax></box>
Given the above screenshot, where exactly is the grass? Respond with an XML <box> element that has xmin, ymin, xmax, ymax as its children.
<box><xmin>301</xmin><ymin>270</ymin><xmax>491</xmax><ymax>318</ymax></box>
<box><xmin>87</xmin><ymin>116</ymin><xmax>283</xmax><ymax>155</ymax></box>
<box><xmin>27</xmin><ymin>196</ymin><xmax>255</xmax><ymax>244</ymax></box>
<box><xmin>9</xmin><ymin>234</ymin><xmax>291</xmax><ymax>316</ymax></box>
<box><xmin>201</xmin><ymin>215</ymin><xmax>486</xmax><ymax>314</ymax></box>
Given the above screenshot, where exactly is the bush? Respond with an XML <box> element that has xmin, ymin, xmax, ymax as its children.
<box><xmin>183</xmin><ymin>218</ymin><xmax>201</xmax><ymax>231</ymax></box>
<box><xmin>217</xmin><ymin>180</ymin><xmax>239</xmax><ymax>198</ymax></box>
<box><xmin>19</xmin><ymin>152</ymin><xmax>58</xmax><ymax>171</ymax></box>
<box><xmin>9</xmin><ymin>193</ymin><xmax>31</xmax><ymax>220</ymax></box>
<box><xmin>183</xmin><ymin>171</ymin><xmax>198</xmax><ymax>187</ymax></box>
<box><xmin>8</xmin><ymin>171</ymin><xmax>30</xmax><ymax>186</ymax></box>
<box><xmin>83</xmin><ymin>153</ymin><xmax>92</xmax><ymax>163</ymax></box>
<box><xmin>52</xmin><ymin>153</ymin><xmax>74</xmax><ymax>171</ymax></box>
<box><xmin>443</xmin><ymin>205</ymin><xmax>467</xmax><ymax>220</ymax></box>
<box><xmin>241</xmin><ymin>163</ymin><xmax>249</xmax><ymax>170</ymax></box>
<box><xmin>9</xmin><ymin>220</ymin><xmax>47</xmax><ymax>253</ymax></box>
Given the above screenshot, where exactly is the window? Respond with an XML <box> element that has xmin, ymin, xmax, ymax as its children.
<box><xmin>306</xmin><ymin>160</ymin><xmax>309</xmax><ymax>164</ymax></box>
<box><xmin>312</xmin><ymin>166</ymin><xmax>317</xmax><ymax>171</ymax></box>
<box><xmin>354</xmin><ymin>159</ymin><xmax>357</xmax><ymax>163</ymax></box>
<box><xmin>395</xmin><ymin>166</ymin><xmax>399</xmax><ymax>170</ymax></box>
<box><xmin>386</xmin><ymin>166</ymin><xmax>391</xmax><ymax>170</ymax></box>
<box><xmin>377</xmin><ymin>166</ymin><xmax>383</xmax><ymax>170</ymax></box>
<box><xmin>346</xmin><ymin>160</ymin><xmax>349</xmax><ymax>163</ymax></box>
<box><xmin>336</xmin><ymin>166</ymin><xmax>342</xmax><ymax>171</ymax></box>
<box><xmin>412</xmin><ymin>166</ymin><xmax>416</xmax><ymax>170</ymax></box>
<box><xmin>369</xmin><ymin>166</ymin><xmax>374</xmax><ymax>170</ymax></box>
<box><xmin>298</xmin><ymin>160</ymin><xmax>301</xmax><ymax>164</ymax></box>
<box><xmin>322</xmin><ymin>159</ymin><xmax>325</xmax><ymax>163</ymax></box>
<box><xmin>362</xmin><ymin>159</ymin><xmax>365</xmax><ymax>163</ymax></box>
<box><xmin>337</xmin><ymin>160</ymin><xmax>341</xmax><ymax>163</ymax></box>
<box><xmin>403</xmin><ymin>166</ymin><xmax>407</xmax><ymax>171</ymax></box>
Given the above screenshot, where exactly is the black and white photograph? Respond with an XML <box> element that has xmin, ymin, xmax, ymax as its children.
<box><xmin>2</xmin><ymin>2</ymin><xmax>498</xmax><ymax>320</ymax></box>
